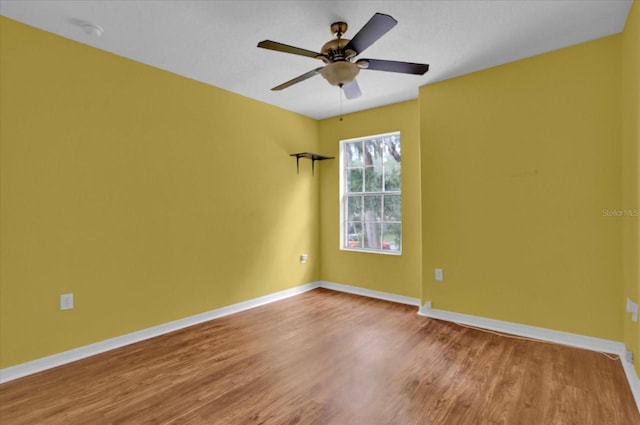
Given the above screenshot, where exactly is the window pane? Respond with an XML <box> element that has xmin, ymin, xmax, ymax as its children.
<box><xmin>365</xmin><ymin>139</ymin><xmax>382</xmax><ymax>166</ymax></box>
<box><xmin>363</xmin><ymin>195</ymin><xmax>381</xmax><ymax>222</ymax></box>
<box><xmin>382</xmin><ymin>136</ymin><xmax>401</xmax><ymax>164</ymax></box>
<box><xmin>363</xmin><ymin>222</ymin><xmax>381</xmax><ymax>250</ymax></box>
<box><xmin>346</xmin><ymin>222</ymin><xmax>362</xmax><ymax>248</ymax></box>
<box><xmin>364</xmin><ymin>166</ymin><xmax>382</xmax><ymax>192</ymax></box>
<box><xmin>346</xmin><ymin>142</ymin><xmax>363</xmax><ymax>167</ymax></box>
<box><xmin>384</xmin><ymin>162</ymin><xmax>401</xmax><ymax>192</ymax></box>
<box><xmin>382</xmin><ymin>223</ymin><xmax>401</xmax><ymax>252</ymax></box>
<box><xmin>347</xmin><ymin>196</ymin><xmax>362</xmax><ymax>220</ymax></box>
<box><xmin>384</xmin><ymin>195</ymin><xmax>401</xmax><ymax>221</ymax></box>
<box><xmin>347</xmin><ymin>169</ymin><xmax>363</xmax><ymax>193</ymax></box>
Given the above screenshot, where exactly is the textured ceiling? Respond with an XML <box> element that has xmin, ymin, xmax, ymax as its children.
<box><xmin>0</xmin><ymin>0</ymin><xmax>632</xmax><ymax>119</ymax></box>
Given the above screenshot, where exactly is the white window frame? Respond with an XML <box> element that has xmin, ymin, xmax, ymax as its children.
<box><xmin>339</xmin><ymin>131</ymin><xmax>402</xmax><ymax>255</ymax></box>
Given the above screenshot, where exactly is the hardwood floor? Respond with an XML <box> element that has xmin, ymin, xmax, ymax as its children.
<box><xmin>0</xmin><ymin>288</ymin><xmax>638</xmax><ymax>424</ymax></box>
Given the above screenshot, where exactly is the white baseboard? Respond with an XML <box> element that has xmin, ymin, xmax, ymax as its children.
<box><xmin>1</xmin><ymin>281</ymin><xmax>418</xmax><ymax>384</ymax></box>
<box><xmin>621</xmin><ymin>354</ymin><xmax>640</xmax><ymax>412</ymax></box>
<box><xmin>0</xmin><ymin>282</ymin><xmax>320</xmax><ymax>384</ymax></box>
<box><xmin>319</xmin><ymin>281</ymin><xmax>421</xmax><ymax>306</ymax></box>
<box><xmin>3</xmin><ymin>281</ymin><xmax>638</xmax><ymax>414</ymax></box>
<box><xmin>418</xmin><ymin>303</ymin><xmax>625</xmax><ymax>354</ymax></box>
<box><xmin>419</xmin><ymin>302</ymin><xmax>640</xmax><ymax>412</ymax></box>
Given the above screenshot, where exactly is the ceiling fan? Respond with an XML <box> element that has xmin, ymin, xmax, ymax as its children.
<box><xmin>257</xmin><ymin>12</ymin><xmax>429</xmax><ymax>99</ymax></box>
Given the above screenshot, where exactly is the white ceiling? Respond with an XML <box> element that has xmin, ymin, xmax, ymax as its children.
<box><xmin>0</xmin><ymin>0</ymin><xmax>632</xmax><ymax>120</ymax></box>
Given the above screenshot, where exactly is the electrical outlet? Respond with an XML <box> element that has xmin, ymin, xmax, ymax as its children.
<box><xmin>300</xmin><ymin>254</ymin><xmax>308</xmax><ymax>264</ymax></box>
<box><xmin>626</xmin><ymin>298</ymin><xmax>638</xmax><ymax>322</ymax></box>
<box><xmin>625</xmin><ymin>349</ymin><xmax>634</xmax><ymax>364</ymax></box>
<box><xmin>435</xmin><ymin>268</ymin><xmax>443</xmax><ymax>281</ymax></box>
<box><xmin>60</xmin><ymin>293</ymin><xmax>74</xmax><ymax>311</ymax></box>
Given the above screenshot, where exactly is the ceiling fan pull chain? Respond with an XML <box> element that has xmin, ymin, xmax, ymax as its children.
<box><xmin>339</xmin><ymin>87</ymin><xmax>343</xmax><ymax>121</ymax></box>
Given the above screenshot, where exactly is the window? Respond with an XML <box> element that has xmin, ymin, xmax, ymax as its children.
<box><xmin>340</xmin><ymin>132</ymin><xmax>401</xmax><ymax>254</ymax></box>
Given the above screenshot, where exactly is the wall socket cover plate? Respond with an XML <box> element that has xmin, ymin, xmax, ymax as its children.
<box><xmin>60</xmin><ymin>293</ymin><xmax>74</xmax><ymax>310</ymax></box>
<box><xmin>626</xmin><ymin>298</ymin><xmax>638</xmax><ymax>322</ymax></box>
<box><xmin>435</xmin><ymin>268</ymin><xmax>443</xmax><ymax>281</ymax></box>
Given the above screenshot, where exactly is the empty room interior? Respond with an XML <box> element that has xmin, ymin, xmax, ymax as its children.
<box><xmin>0</xmin><ymin>1</ymin><xmax>639</xmax><ymax>424</ymax></box>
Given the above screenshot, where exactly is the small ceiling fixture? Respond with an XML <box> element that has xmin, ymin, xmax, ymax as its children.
<box><xmin>81</xmin><ymin>23</ymin><xmax>104</xmax><ymax>37</ymax></box>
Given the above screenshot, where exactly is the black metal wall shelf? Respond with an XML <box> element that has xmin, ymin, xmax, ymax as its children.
<box><xmin>290</xmin><ymin>152</ymin><xmax>334</xmax><ymax>175</ymax></box>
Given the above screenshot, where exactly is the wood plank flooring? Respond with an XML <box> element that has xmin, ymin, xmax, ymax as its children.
<box><xmin>0</xmin><ymin>288</ymin><xmax>638</xmax><ymax>424</ymax></box>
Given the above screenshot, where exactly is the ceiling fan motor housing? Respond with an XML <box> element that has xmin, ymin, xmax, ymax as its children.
<box><xmin>319</xmin><ymin>38</ymin><xmax>356</xmax><ymax>63</ymax></box>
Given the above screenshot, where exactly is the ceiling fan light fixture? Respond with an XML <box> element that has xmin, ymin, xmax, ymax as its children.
<box><xmin>319</xmin><ymin>61</ymin><xmax>360</xmax><ymax>87</ymax></box>
<box><xmin>257</xmin><ymin>13</ymin><xmax>428</xmax><ymax>99</ymax></box>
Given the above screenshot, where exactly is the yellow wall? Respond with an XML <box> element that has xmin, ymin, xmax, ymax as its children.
<box><xmin>2</xmin><ymin>7</ymin><xmax>637</xmax><ymax>372</ymax></box>
<box><xmin>420</xmin><ymin>35</ymin><xmax>623</xmax><ymax>340</ymax></box>
<box><xmin>622</xmin><ymin>0</ymin><xmax>640</xmax><ymax>376</ymax></box>
<box><xmin>318</xmin><ymin>101</ymin><xmax>421</xmax><ymax>299</ymax></box>
<box><xmin>0</xmin><ymin>17</ymin><xmax>320</xmax><ymax>368</ymax></box>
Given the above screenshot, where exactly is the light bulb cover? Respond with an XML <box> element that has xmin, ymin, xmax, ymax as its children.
<box><xmin>319</xmin><ymin>61</ymin><xmax>360</xmax><ymax>86</ymax></box>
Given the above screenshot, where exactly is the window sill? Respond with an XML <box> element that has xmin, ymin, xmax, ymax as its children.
<box><xmin>340</xmin><ymin>247</ymin><xmax>402</xmax><ymax>256</ymax></box>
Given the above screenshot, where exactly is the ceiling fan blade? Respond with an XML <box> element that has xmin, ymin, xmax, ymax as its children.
<box><xmin>344</xmin><ymin>13</ymin><xmax>397</xmax><ymax>55</ymax></box>
<box><xmin>257</xmin><ymin>40</ymin><xmax>321</xmax><ymax>59</ymax></box>
<box><xmin>342</xmin><ymin>79</ymin><xmax>362</xmax><ymax>99</ymax></box>
<box><xmin>271</xmin><ymin>68</ymin><xmax>323</xmax><ymax>91</ymax></box>
<box><xmin>361</xmin><ymin>59</ymin><xmax>429</xmax><ymax>75</ymax></box>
